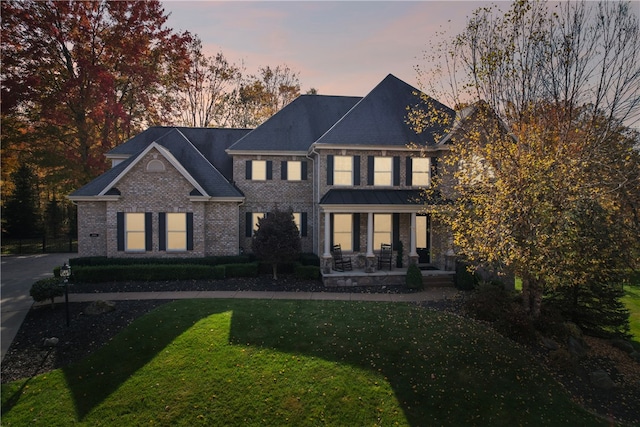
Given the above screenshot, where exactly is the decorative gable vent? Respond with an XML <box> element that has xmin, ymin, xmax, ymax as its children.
<box><xmin>146</xmin><ymin>159</ymin><xmax>165</xmax><ymax>172</ymax></box>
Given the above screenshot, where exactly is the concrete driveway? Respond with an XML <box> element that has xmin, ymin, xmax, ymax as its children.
<box><xmin>1</xmin><ymin>253</ymin><xmax>72</xmax><ymax>361</ymax></box>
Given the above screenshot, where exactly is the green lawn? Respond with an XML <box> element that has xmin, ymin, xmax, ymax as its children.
<box><xmin>2</xmin><ymin>299</ymin><xmax>607</xmax><ymax>426</ymax></box>
<box><xmin>623</xmin><ymin>283</ymin><xmax>640</xmax><ymax>344</ymax></box>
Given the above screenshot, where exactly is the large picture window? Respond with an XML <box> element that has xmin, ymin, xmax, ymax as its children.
<box><xmin>333</xmin><ymin>213</ymin><xmax>353</xmax><ymax>251</ymax></box>
<box><xmin>166</xmin><ymin>213</ymin><xmax>187</xmax><ymax>251</ymax></box>
<box><xmin>374</xmin><ymin>214</ymin><xmax>392</xmax><ymax>248</ymax></box>
<box><xmin>334</xmin><ymin>156</ymin><xmax>353</xmax><ymax>186</ymax></box>
<box><xmin>412</xmin><ymin>157</ymin><xmax>430</xmax><ymax>186</ymax></box>
<box><xmin>125</xmin><ymin>212</ymin><xmax>146</xmax><ymax>252</ymax></box>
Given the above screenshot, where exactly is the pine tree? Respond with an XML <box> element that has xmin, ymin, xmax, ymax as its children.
<box><xmin>3</xmin><ymin>164</ymin><xmax>41</xmax><ymax>238</ymax></box>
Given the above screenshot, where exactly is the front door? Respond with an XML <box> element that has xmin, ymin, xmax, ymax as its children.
<box><xmin>416</xmin><ymin>214</ymin><xmax>431</xmax><ymax>264</ymax></box>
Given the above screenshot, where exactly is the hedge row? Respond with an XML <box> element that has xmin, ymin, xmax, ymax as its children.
<box><xmin>68</xmin><ymin>261</ymin><xmax>320</xmax><ymax>283</ymax></box>
<box><xmin>69</xmin><ymin>255</ymin><xmax>252</xmax><ymax>267</ymax></box>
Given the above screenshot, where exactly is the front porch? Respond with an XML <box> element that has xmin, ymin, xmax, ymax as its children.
<box><xmin>322</xmin><ymin>266</ymin><xmax>455</xmax><ymax>288</ymax></box>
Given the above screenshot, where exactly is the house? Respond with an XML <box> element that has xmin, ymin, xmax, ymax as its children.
<box><xmin>69</xmin><ymin>74</ymin><xmax>464</xmax><ymax>283</ymax></box>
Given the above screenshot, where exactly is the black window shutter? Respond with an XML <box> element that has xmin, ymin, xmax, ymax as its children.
<box><xmin>145</xmin><ymin>212</ymin><xmax>153</xmax><ymax>251</ymax></box>
<box><xmin>353</xmin><ymin>156</ymin><xmax>360</xmax><ymax>186</ymax></box>
<box><xmin>301</xmin><ymin>212</ymin><xmax>307</xmax><ymax>236</ymax></box>
<box><xmin>367</xmin><ymin>156</ymin><xmax>374</xmax><ymax>185</ymax></box>
<box><xmin>117</xmin><ymin>212</ymin><xmax>124</xmax><ymax>251</ymax></box>
<box><xmin>245</xmin><ymin>212</ymin><xmax>253</xmax><ymax>237</ymax></box>
<box><xmin>431</xmin><ymin>157</ymin><xmax>438</xmax><ymax>179</ymax></box>
<box><xmin>281</xmin><ymin>161</ymin><xmax>287</xmax><ymax>180</ymax></box>
<box><xmin>266</xmin><ymin>161</ymin><xmax>273</xmax><ymax>180</ymax></box>
<box><xmin>353</xmin><ymin>213</ymin><xmax>360</xmax><ymax>251</ymax></box>
<box><xmin>186</xmin><ymin>213</ymin><xmax>194</xmax><ymax>250</ymax></box>
<box><xmin>406</xmin><ymin>157</ymin><xmax>413</xmax><ymax>186</ymax></box>
<box><xmin>301</xmin><ymin>161</ymin><xmax>308</xmax><ymax>180</ymax></box>
<box><xmin>393</xmin><ymin>213</ymin><xmax>400</xmax><ymax>249</ymax></box>
<box><xmin>245</xmin><ymin>160</ymin><xmax>252</xmax><ymax>180</ymax></box>
<box><xmin>393</xmin><ymin>156</ymin><xmax>401</xmax><ymax>186</ymax></box>
<box><xmin>158</xmin><ymin>212</ymin><xmax>166</xmax><ymax>251</ymax></box>
<box><xmin>327</xmin><ymin>155</ymin><xmax>334</xmax><ymax>185</ymax></box>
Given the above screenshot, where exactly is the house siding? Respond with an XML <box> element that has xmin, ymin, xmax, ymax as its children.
<box><xmin>76</xmin><ymin>202</ymin><xmax>108</xmax><ymax>257</ymax></box>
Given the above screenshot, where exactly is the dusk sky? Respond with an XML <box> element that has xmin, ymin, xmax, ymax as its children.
<box><xmin>162</xmin><ymin>1</ymin><xmax>496</xmax><ymax>97</ymax></box>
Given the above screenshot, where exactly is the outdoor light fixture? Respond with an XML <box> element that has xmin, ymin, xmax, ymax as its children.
<box><xmin>60</xmin><ymin>262</ymin><xmax>71</xmax><ymax>326</ymax></box>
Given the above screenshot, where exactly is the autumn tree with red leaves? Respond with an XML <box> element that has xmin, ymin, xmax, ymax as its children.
<box><xmin>1</xmin><ymin>0</ymin><xmax>192</xmax><ymax>197</ymax></box>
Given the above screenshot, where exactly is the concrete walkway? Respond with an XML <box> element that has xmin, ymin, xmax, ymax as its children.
<box><xmin>47</xmin><ymin>287</ymin><xmax>459</xmax><ymax>304</ymax></box>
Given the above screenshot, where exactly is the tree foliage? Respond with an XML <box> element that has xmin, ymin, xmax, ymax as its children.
<box><xmin>2</xmin><ymin>164</ymin><xmax>41</xmax><ymax>238</ymax></box>
<box><xmin>1</xmin><ymin>0</ymin><xmax>192</xmax><ymax>195</ymax></box>
<box><xmin>251</xmin><ymin>209</ymin><xmax>302</xmax><ymax>280</ymax></box>
<box><xmin>415</xmin><ymin>0</ymin><xmax>640</xmax><ymax>327</ymax></box>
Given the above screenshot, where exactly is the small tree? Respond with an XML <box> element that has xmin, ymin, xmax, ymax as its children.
<box><xmin>3</xmin><ymin>163</ymin><xmax>41</xmax><ymax>238</ymax></box>
<box><xmin>251</xmin><ymin>208</ymin><xmax>301</xmax><ymax>279</ymax></box>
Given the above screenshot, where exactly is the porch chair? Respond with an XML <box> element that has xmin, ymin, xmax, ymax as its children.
<box><xmin>377</xmin><ymin>243</ymin><xmax>393</xmax><ymax>270</ymax></box>
<box><xmin>331</xmin><ymin>244</ymin><xmax>352</xmax><ymax>271</ymax></box>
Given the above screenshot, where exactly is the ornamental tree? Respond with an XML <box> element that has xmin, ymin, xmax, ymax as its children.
<box><xmin>251</xmin><ymin>208</ymin><xmax>301</xmax><ymax>280</ymax></box>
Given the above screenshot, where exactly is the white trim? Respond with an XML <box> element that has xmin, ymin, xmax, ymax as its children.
<box><xmin>310</xmin><ymin>144</ymin><xmax>450</xmax><ymax>153</ymax></box>
<box><xmin>189</xmin><ymin>196</ymin><xmax>245</xmax><ymax>203</ymax></box>
<box><xmin>67</xmin><ymin>196</ymin><xmax>121</xmax><ymax>202</ymax></box>
<box><xmin>97</xmin><ymin>142</ymin><xmax>209</xmax><ymax>197</ymax></box>
<box><xmin>320</xmin><ymin>204</ymin><xmax>427</xmax><ymax>214</ymax></box>
<box><xmin>226</xmin><ymin>149</ymin><xmax>307</xmax><ymax>156</ymax></box>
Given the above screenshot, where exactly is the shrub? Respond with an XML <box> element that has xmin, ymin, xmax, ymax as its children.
<box><xmin>294</xmin><ymin>263</ymin><xmax>320</xmax><ymax>280</ymax></box>
<box><xmin>299</xmin><ymin>253</ymin><xmax>320</xmax><ymax>266</ymax></box>
<box><xmin>69</xmin><ymin>255</ymin><xmax>251</xmax><ymax>267</ymax></box>
<box><xmin>30</xmin><ymin>277</ymin><xmax>64</xmax><ymax>308</ymax></box>
<box><xmin>72</xmin><ymin>264</ymin><xmax>225</xmax><ymax>282</ymax></box>
<box><xmin>225</xmin><ymin>262</ymin><xmax>258</xmax><ymax>278</ymax></box>
<box><xmin>405</xmin><ymin>263</ymin><xmax>424</xmax><ymax>290</ymax></box>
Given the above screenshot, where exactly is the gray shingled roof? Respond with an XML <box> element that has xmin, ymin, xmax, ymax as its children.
<box><xmin>314</xmin><ymin>74</ymin><xmax>455</xmax><ymax>147</ymax></box>
<box><xmin>227</xmin><ymin>95</ymin><xmax>362</xmax><ymax>152</ymax></box>
<box><xmin>71</xmin><ymin>127</ymin><xmax>247</xmax><ymax>199</ymax></box>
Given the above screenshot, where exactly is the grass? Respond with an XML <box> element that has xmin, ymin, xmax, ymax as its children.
<box><xmin>2</xmin><ymin>299</ymin><xmax>608</xmax><ymax>426</ymax></box>
<box><xmin>622</xmin><ymin>282</ymin><xmax>640</xmax><ymax>344</ymax></box>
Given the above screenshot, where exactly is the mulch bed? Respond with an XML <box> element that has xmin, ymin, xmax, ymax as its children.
<box><xmin>2</xmin><ymin>276</ymin><xmax>639</xmax><ymax>425</ymax></box>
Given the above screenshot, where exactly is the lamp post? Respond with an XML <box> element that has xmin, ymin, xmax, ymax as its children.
<box><xmin>60</xmin><ymin>262</ymin><xmax>71</xmax><ymax>326</ymax></box>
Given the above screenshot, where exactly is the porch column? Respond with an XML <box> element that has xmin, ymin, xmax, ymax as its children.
<box><xmin>409</xmin><ymin>212</ymin><xmax>418</xmax><ymax>257</ymax></box>
<box><xmin>366</xmin><ymin>212</ymin><xmax>374</xmax><ymax>256</ymax></box>
<box><xmin>323</xmin><ymin>211</ymin><xmax>331</xmax><ymax>257</ymax></box>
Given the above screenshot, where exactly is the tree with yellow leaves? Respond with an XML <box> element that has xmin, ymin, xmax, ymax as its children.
<box><xmin>416</xmin><ymin>0</ymin><xmax>639</xmax><ymax>334</ymax></box>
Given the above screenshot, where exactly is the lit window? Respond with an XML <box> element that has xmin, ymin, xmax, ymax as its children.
<box><xmin>293</xmin><ymin>212</ymin><xmax>301</xmax><ymax>234</ymax></box>
<box><xmin>374</xmin><ymin>157</ymin><xmax>392</xmax><ymax>186</ymax></box>
<box><xmin>287</xmin><ymin>161</ymin><xmax>302</xmax><ymax>181</ymax></box>
<box><xmin>167</xmin><ymin>213</ymin><xmax>187</xmax><ymax>251</ymax></box>
<box><xmin>374</xmin><ymin>214</ymin><xmax>392</xmax><ymax>248</ymax></box>
<box><xmin>412</xmin><ymin>158</ymin><xmax>430</xmax><ymax>186</ymax></box>
<box><xmin>333</xmin><ymin>214</ymin><xmax>352</xmax><ymax>251</ymax></box>
<box><xmin>125</xmin><ymin>213</ymin><xmax>146</xmax><ymax>252</ymax></box>
<box><xmin>252</xmin><ymin>160</ymin><xmax>267</xmax><ymax>180</ymax></box>
<box><xmin>334</xmin><ymin>156</ymin><xmax>353</xmax><ymax>186</ymax></box>
<box><xmin>252</xmin><ymin>212</ymin><xmax>265</xmax><ymax>235</ymax></box>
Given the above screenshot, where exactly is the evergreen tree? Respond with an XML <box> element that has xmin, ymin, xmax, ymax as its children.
<box><xmin>251</xmin><ymin>208</ymin><xmax>301</xmax><ymax>280</ymax></box>
<box><xmin>3</xmin><ymin>164</ymin><xmax>40</xmax><ymax>238</ymax></box>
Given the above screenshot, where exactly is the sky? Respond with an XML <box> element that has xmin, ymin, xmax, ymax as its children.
<box><xmin>161</xmin><ymin>1</ymin><xmax>496</xmax><ymax>98</ymax></box>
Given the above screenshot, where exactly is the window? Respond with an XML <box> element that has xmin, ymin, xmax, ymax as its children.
<box><xmin>416</xmin><ymin>215</ymin><xmax>428</xmax><ymax>248</ymax></box>
<box><xmin>374</xmin><ymin>157</ymin><xmax>392</xmax><ymax>186</ymax></box>
<box><xmin>166</xmin><ymin>213</ymin><xmax>187</xmax><ymax>251</ymax></box>
<box><xmin>334</xmin><ymin>156</ymin><xmax>353</xmax><ymax>186</ymax></box>
<box><xmin>251</xmin><ymin>160</ymin><xmax>267</xmax><ymax>180</ymax></box>
<box><xmin>374</xmin><ymin>214</ymin><xmax>392</xmax><ymax>248</ymax></box>
<box><xmin>252</xmin><ymin>212</ymin><xmax>265</xmax><ymax>235</ymax></box>
<box><xmin>333</xmin><ymin>213</ymin><xmax>352</xmax><ymax>251</ymax></box>
<box><xmin>125</xmin><ymin>213</ymin><xmax>146</xmax><ymax>252</ymax></box>
<box><xmin>412</xmin><ymin>158</ymin><xmax>430</xmax><ymax>186</ymax></box>
<box><xmin>287</xmin><ymin>161</ymin><xmax>301</xmax><ymax>181</ymax></box>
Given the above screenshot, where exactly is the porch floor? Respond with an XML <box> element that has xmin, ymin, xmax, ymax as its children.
<box><xmin>322</xmin><ymin>267</ymin><xmax>455</xmax><ymax>288</ymax></box>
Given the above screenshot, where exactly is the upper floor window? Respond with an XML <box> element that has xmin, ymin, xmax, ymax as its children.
<box><xmin>334</xmin><ymin>155</ymin><xmax>353</xmax><ymax>186</ymax></box>
<box><xmin>412</xmin><ymin>157</ymin><xmax>430</xmax><ymax>187</ymax></box>
<box><xmin>246</xmin><ymin>160</ymin><xmax>272</xmax><ymax>181</ymax></box>
<box><xmin>283</xmin><ymin>160</ymin><xmax>302</xmax><ymax>181</ymax></box>
<box><xmin>373</xmin><ymin>157</ymin><xmax>393</xmax><ymax>186</ymax></box>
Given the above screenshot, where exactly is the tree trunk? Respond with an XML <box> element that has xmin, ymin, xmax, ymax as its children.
<box><xmin>521</xmin><ymin>274</ymin><xmax>542</xmax><ymax>319</ymax></box>
<box><xmin>272</xmin><ymin>263</ymin><xmax>278</xmax><ymax>280</ymax></box>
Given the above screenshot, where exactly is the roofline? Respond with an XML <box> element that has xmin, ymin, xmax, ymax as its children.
<box><xmin>319</xmin><ymin>204</ymin><xmax>437</xmax><ymax>213</ymax></box>
<box><xmin>67</xmin><ymin>195</ymin><xmax>121</xmax><ymax>202</ymax></box>
<box><xmin>98</xmin><ymin>142</ymin><xmax>210</xmax><ymax>197</ymax></box>
<box><xmin>189</xmin><ymin>196</ymin><xmax>245</xmax><ymax>202</ymax></box>
<box><xmin>309</xmin><ymin>144</ymin><xmax>451</xmax><ymax>153</ymax></box>
<box><xmin>225</xmin><ymin>149</ymin><xmax>308</xmax><ymax>156</ymax></box>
